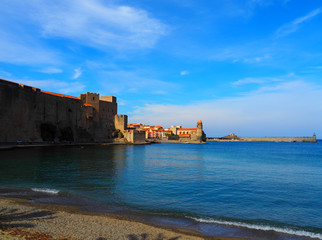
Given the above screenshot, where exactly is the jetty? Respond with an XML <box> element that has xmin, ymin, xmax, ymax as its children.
<box><xmin>207</xmin><ymin>133</ymin><xmax>317</xmax><ymax>143</ymax></box>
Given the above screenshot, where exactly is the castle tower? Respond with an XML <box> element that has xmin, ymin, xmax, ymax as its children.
<box><xmin>115</xmin><ymin>114</ymin><xmax>128</xmax><ymax>132</ymax></box>
<box><xmin>196</xmin><ymin>120</ymin><xmax>203</xmax><ymax>140</ymax></box>
<box><xmin>79</xmin><ymin>92</ymin><xmax>100</xmax><ymax>111</ymax></box>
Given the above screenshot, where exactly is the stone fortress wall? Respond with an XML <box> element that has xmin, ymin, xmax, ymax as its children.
<box><xmin>0</xmin><ymin>79</ymin><xmax>125</xmax><ymax>143</ymax></box>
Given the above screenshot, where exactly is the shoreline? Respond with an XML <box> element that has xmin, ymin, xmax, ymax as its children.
<box><xmin>0</xmin><ymin>141</ymin><xmax>152</xmax><ymax>150</ymax></box>
<box><xmin>1</xmin><ymin>138</ymin><xmax>319</xmax><ymax>151</ymax></box>
<box><xmin>0</xmin><ymin>197</ymin><xmax>246</xmax><ymax>240</ymax></box>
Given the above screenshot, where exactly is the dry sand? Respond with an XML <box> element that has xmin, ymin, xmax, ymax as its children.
<box><xmin>0</xmin><ymin>198</ymin><xmax>249</xmax><ymax>240</ymax></box>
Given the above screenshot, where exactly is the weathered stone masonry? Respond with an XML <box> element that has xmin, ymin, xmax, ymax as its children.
<box><xmin>0</xmin><ymin>79</ymin><xmax>127</xmax><ymax>143</ymax></box>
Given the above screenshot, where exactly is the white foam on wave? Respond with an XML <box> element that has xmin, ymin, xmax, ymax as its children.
<box><xmin>189</xmin><ymin>217</ymin><xmax>322</xmax><ymax>239</ymax></box>
<box><xmin>31</xmin><ymin>188</ymin><xmax>59</xmax><ymax>195</ymax></box>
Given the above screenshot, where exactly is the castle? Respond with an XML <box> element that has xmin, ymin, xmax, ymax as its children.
<box><xmin>0</xmin><ymin>79</ymin><xmax>128</xmax><ymax>144</ymax></box>
<box><xmin>174</xmin><ymin>120</ymin><xmax>206</xmax><ymax>143</ymax></box>
<box><xmin>128</xmin><ymin>120</ymin><xmax>206</xmax><ymax>143</ymax></box>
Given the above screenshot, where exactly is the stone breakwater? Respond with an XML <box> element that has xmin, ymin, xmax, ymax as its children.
<box><xmin>207</xmin><ymin>136</ymin><xmax>317</xmax><ymax>143</ymax></box>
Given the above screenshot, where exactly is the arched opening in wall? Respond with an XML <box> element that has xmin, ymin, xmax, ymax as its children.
<box><xmin>59</xmin><ymin>126</ymin><xmax>74</xmax><ymax>142</ymax></box>
<box><xmin>68</xmin><ymin>108</ymin><xmax>72</xmax><ymax>113</ymax></box>
<box><xmin>40</xmin><ymin>123</ymin><xmax>56</xmax><ymax>142</ymax></box>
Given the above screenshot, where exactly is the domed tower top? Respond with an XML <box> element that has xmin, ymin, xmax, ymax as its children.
<box><xmin>197</xmin><ymin>120</ymin><xmax>203</xmax><ymax>130</ymax></box>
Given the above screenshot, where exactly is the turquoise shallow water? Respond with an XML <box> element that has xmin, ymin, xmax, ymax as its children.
<box><xmin>0</xmin><ymin>142</ymin><xmax>322</xmax><ymax>239</ymax></box>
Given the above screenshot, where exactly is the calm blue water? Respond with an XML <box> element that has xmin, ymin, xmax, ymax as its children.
<box><xmin>0</xmin><ymin>142</ymin><xmax>321</xmax><ymax>239</ymax></box>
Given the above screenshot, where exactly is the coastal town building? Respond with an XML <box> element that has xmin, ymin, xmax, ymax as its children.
<box><xmin>127</xmin><ymin>120</ymin><xmax>206</xmax><ymax>143</ymax></box>
<box><xmin>177</xmin><ymin>128</ymin><xmax>197</xmax><ymax>138</ymax></box>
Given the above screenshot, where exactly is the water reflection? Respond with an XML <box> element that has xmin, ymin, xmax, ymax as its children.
<box><xmin>0</xmin><ymin>145</ymin><xmax>128</xmax><ymax>198</ymax></box>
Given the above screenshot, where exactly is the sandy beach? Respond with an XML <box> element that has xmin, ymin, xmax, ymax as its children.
<box><xmin>0</xmin><ymin>198</ymin><xmax>248</xmax><ymax>240</ymax></box>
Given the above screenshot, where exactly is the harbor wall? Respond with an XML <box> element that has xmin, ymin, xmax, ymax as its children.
<box><xmin>207</xmin><ymin>136</ymin><xmax>317</xmax><ymax>143</ymax></box>
<box><xmin>240</xmin><ymin>136</ymin><xmax>317</xmax><ymax>143</ymax></box>
<box><xmin>125</xmin><ymin>130</ymin><xmax>146</xmax><ymax>144</ymax></box>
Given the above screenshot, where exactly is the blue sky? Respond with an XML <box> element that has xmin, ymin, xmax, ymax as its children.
<box><xmin>1</xmin><ymin>0</ymin><xmax>321</xmax><ymax>137</ymax></box>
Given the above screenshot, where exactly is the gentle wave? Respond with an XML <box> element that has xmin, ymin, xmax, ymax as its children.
<box><xmin>31</xmin><ymin>188</ymin><xmax>59</xmax><ymax>194</ymax></box>
<box><xmin>190</xmin><ymin>217</ymin><xmax>322</xmax><ymax>239</ymax></box>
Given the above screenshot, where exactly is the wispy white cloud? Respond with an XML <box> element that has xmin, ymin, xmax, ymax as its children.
<box><xmin>243</xmin><ymin>54</ymin><xmax>271</xmax><ymax>63</ymax></box>
<box><xmin>180</xmin><ymin>70</ymin><xmax>189</xmax><ymax>76</ymax></box>
<box><xmin>99</xmin><ymin>70</ymin><xmax>177</xmax><ymax>94</ymax></box>
<box><xmin>73</xmin><ymin>68</ymin><xmax>83</xmax><ymax>79</ymax></box>
<box><xmin>131</xmin><ymin>81</ymin><xmax>322</xmax><ymax>137</ymax></box>
<box><xmin>275</xmin><ymin>8</ymin><xmax>321</xmax><ymax>38</ymax></box>
<box><xmin>233</xmin><ymin>77</ymin><xmax>275</xmax><ymax>86</ymax></box>
<box><xmin>38</xmin><ymin>67</ymin><xmax>63</xmax><ymax>74</ymax></box>
<box><xmin>0</xmin><ymin>0</ymin><xmax>167</xmax><ymax>67</ymax></box>
<box><xmin>232</xmin><ymin>73</ymin><xmax>295</xmax><ymax>86</ymax></box>
<box><xmin>31</xmin><ymin>0</ymin><xmax>168</xmax><ymax>50</ymax></box>
<box><xmin>209</xmin><ymin>44</ymin><xmax>272</xmax><ymax>64</ymax></box>
<box><xmin>0</xmin><ymin>70</ymin><xmax>12</xmax><ymax>78</ymax></box>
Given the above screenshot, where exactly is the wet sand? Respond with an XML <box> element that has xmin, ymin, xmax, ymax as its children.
<box><xmin>0</xmin><ymin>198</ymin><xmax>249</xmax><ymax>240</ymax></box>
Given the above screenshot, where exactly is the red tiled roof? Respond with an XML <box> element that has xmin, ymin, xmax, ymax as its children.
<box><xmin>84</xmin><ymin>103</ymin><xmax>93</xmax><ymax>107</ymax></box>
<box><xmin>179</xmin><ymin>134</ymin><xmax>190</xmax><ymax>137</ymax></box>
<box><xmin>41</xmin><ymin>90</ymin><xmax>80</xmax><ymax>100</ymax></box>
<box><xmin>178</xmin><ymin>128</ymin><xmax>197</xmax><ymax>131</ymax></box>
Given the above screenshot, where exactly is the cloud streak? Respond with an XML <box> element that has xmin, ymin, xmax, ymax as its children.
<box><xmin>73</xmin><ymin>68</ymin><xmax>83</xmax><ymax>79</ymax></box>
<box><xmin>275</xmin><ymin>8</ymin><xmax>321</xmax><ymax>38</ymax></box>
<box><xmin>38</xmin><ymin>67</ymin><xmax>63</xmax><ymax>74</ymax></box>
<box><xmin>33</xmin><ymin>0</ymin><xmax>168</xmax><ymax>50</ymax></box>
<box><xmin>99</xmin><ymin>70</ymin><xmax>177</xmax><ymax>95</ymax></box>
<box><xmin>232</xmin><ymin>73</ymin><xmax>295</xmax><ymax>86</ymax></box>
<box><xmin>180</xmin><ymin>70</ymin><xmax>189</xmax><ymax>76</ymax></box>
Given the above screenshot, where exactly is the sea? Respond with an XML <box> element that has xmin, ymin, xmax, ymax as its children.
<box><xmin>0</xmin><ymin>141</ymin><xmax>321</xmax><ymax>240</ymax></box>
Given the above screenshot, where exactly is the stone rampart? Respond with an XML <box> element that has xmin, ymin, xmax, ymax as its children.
<box><xmin>0</xmin><ymin>79</ymin><xmax>118</xmax><ymax>143</ymax></box>
<box><xmin>125</xmin><ymin>130</ymin><xmax>146</xmax><ymax>144</ymax></box>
